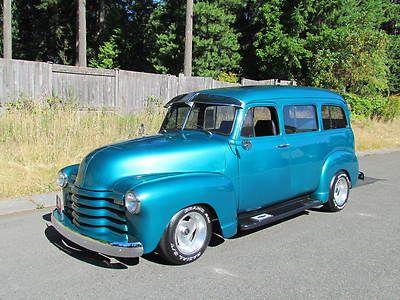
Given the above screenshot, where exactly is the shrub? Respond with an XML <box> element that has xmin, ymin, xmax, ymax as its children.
<box><xmin>383</xmin><ymin>96</ymin><xmax>400</xmax><ymax>121</ymax></box>
<box><xmin>344</xmin><ymin>93</ymin><xmax>400</xmax><ymax>121</ymax></box>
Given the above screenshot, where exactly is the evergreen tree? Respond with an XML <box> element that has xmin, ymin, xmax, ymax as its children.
<box><xmin>147</xmin><ymin>0</ymin><xmax>241</xmax><ymax>78</ymax></box>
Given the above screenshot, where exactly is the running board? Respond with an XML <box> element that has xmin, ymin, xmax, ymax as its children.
<box><xmin>238</xmin><ymin>196</ymin><xmax>322</xmax><ymax>231</ymax></box>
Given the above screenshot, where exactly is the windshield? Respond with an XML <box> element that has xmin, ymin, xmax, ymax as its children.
<box><xmin>161</xmin><ymin>103</ymin><xmax>237</xmax><ymax>136</ymax></box>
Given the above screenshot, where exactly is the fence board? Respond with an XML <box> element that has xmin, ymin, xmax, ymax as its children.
<box><xmin>0</xmin><ymin>59</ymin><xmax>51</xmax><ymax>103</ymax></box>
<box><xmin>52</xmin><ymin>64</ymin><xmax>116</xmax><ymax>108</ymax></box>
<box><xmin>0</xmin><ymin>58</ymin><xmax>296</xmax><ymax>111</ymax></box>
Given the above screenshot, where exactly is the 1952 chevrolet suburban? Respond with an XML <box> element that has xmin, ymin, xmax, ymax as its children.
<box><xmin>51</xmin><ymin>86</ymin><xmax>363</xmax><ymax>264</ymax></box>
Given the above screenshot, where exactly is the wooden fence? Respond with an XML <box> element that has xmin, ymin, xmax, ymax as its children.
<box><xmin>0</xmin><ymin>58</ymin><xmax>296</xmax><ymax>112</ymax></box>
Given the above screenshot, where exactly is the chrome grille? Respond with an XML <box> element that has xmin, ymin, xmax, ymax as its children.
<box><xmin>69</xmin><ymin>192</ymin><xmax>127</xmax><ymax>237</ymax></box>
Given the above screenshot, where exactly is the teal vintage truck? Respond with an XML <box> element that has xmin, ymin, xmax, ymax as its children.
<box><xmin>51</xmin><ymin>86</ymin><xmax>362</xmax><ymax>264</ymax></box>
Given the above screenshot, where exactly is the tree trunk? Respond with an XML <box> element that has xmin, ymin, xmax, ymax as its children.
<box><xmin>3</xmin><ymin>0</ymin><xmax>12</xmax><ymax>59</ymax></box>
<box><xmin>184</xmin><ymin>0</ymin><xmax>193</xmax><ymax>76</ymax></box>
<box><xmin>76</xmin><ymin>0</ymin><xmax>87</xmax><ymax>67</ymax></box>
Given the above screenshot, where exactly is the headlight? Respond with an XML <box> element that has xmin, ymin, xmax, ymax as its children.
<box><xmin>125</xmin><ymin>191</ymin><xmax>141</xmax><ymax>214</ymax></box>
<box><xmin>56</xmin><ymin>171</ymin><xmax>68</xmax><ymax>187</ymax></box>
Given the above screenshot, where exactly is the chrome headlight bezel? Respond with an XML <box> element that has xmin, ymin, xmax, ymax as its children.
<box><xmin>124</xmin><ymin>191</ymin><xmax>141</xmax><ymax>214</ymax></box>
<box><xmin>56</xmin><ymin>171</ymin><xmax>68</xmax><ymax>188</ymax></box>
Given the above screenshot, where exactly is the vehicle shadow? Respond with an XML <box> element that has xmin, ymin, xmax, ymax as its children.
<box><xmin>43</xmin><ymin>212</ymin><xmax>226</xmax><ymax>267</ymax></box>
<box><xmin>43</xmin><ymin>213</ymin><xmax>139</xmax><ymax>269</ymax></box>
<box><xmin>355</xmin><ymin>176</ymin><xmax>386</xmax><ymax>188</ymax></box>
<box><xmin>141</xmin><ymin>232</ymin><xmax>226</xmax><ymax>266</ymax></box>
<box><xmin>42</xmin><ymin>210</ymin><xmax>314</xmax><ymax>266</ymax></box>
<box><xmin>231</xmin><ymin>211</ymin><xmax>310</xmax><ymax>239</ymax></box>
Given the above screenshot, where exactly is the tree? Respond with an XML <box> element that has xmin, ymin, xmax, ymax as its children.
<box><xmin>76</xmin><ymin>0</ymin><xmax>87</xmax><ymax>66</ymax></box>
<box><xmin>147</xmin><ymin>0</ymin><xmax>241</xmax><ymax>78</ymax></box>
<box><xmin>253</xmin><ymin>0</ymin><xmax>394</xmax><ymax>95</ymax></box>
<box><xmin>2</xmin><ymin>0</ymin><xmax>12</xmax><ymax>58</ymax></box>
<box><xmin>383</xmin><ymin>0</ymin><xmax>400</xmax><ymax>94</ymax></box>
<box><xmin>184</xmin><ymin>0</ymin><xmax>193</xmax><ymax>76</ymax></box>
<box><xmin>12</xmin><ymin>0</ymin><xmax>75</xmax><ymax>64</ymax></box>
<box><xmin>89</xmin><ymin>32</ymin><xmax>120</xmax><ymax>69</ymax></box>
<box><xmin>192</xmin><ymin>0</ymin><xmax>241</xmax><ymax>78</ymax></box>
<box><xmin>146</xmin><ymin>0</ymin><xmax>186</xmax><ymax>74</ymax></box>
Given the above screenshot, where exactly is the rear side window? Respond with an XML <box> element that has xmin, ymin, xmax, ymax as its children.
<box><xmin>283</xmin><ymin>105</ymin><xmax>318</xmax><ymax>134</ymax></box>
<box><xmin>322</xmin><ymin>105</ymin><xmax>348</xmax><ymax>129</ymax></box>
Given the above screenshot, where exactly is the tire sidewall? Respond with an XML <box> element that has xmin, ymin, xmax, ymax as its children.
<box><xmin>162</xmin><ymin>205</ymin><xmax>212</xmax><ymax>264</ymax></box>
<box><xmin>329</xmin><ymin>172</ymin><xmax>350</xmax><ymax>210</ymax></box>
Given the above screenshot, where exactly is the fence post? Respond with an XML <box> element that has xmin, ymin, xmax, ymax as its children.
<box><xmin>114</xmin><ymin>68</ymin><xmax>119</xmax><ymax>111</ymax></box>
<box><xmin>48</xmin><ymin>62</ymin><xmax>53</xmax><ymax>99</ymax></box>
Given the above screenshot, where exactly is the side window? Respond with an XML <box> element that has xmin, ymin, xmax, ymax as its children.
<box><xmin>322</xmin><ymin>105</ymin><xmax>348</xmax><ymax>129</ymax></box>
<box><xmin>283</xmin><ymin>105</ymin><xmax>318</xmax><ymax>134</ymax></box>
<box><xmin>241</xmin><ymin>106</ymin><xmax>279</xmax><ymax>137</ymax></box>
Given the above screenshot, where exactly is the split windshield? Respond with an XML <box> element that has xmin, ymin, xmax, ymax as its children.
<box><xmin>161</xmin><ymin>102</ymin><xmax>237</xmax><ymax>136</ymax></box>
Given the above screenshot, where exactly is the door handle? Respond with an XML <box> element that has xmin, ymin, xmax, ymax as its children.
<box><xmin>277</xmin><ymin>143</ymin><xmax>290</xmax><ymax>148</ymax></box>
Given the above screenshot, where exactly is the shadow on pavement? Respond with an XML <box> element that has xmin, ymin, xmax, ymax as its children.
<box><xmin>231</xmin><ymin>211</ymin><xmax>310</xmax><ymax>239</ymax></box>
<box><xmin>43</xmin><ymin>213</ymin><xmax>139</xmax><ymax>269</ymax></box>
<box><xmin>356</xmin><ymin>176</ymin><xmax>386</xmax><ymax>188</ymax></box>
<box><xmin>43</xmin><ymin>212</ymin><xmax>227</xmax><ymax>267</ymax></box>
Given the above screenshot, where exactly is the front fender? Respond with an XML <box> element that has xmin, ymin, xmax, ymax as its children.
<box><xmin>127</xmin><ymin>173</ymin><xmax>237</xmax><ymax>254</ymax></box>
<box><xmin>312</xmin><ymin>150</ymin><xmax>359</xmax><ymax>202</ymax></box>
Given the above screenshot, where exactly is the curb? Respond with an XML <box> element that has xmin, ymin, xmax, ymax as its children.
<box><xmin>1</xmin><ymin>148</ymin><xmax>399</xmax><ymax>216</ymax></box>
<box><xmin>0</xmin><ymin>192</ymin><xmax>60</xmax><ymax>216</ymax></box>
<box><xmin>356</xmin><ymin>148</ymin><xmax>400</xmax><ymax>157</ymax></box>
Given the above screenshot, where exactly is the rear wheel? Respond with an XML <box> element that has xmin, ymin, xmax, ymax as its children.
<box><xmin>324</xmin><ymin>171</ymin><xmax>350</xmax><ymax>212</ymax></box>
<box><xmin>158</xmin><ymin>205</ymin><xmax>212</xmax><ymax>265</ymax></box>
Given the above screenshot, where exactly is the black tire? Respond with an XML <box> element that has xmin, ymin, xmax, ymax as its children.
<box><xmin>158</xmin><ymin>205</ymin><xmax>212</xmax><ymax>265</ymax></box>
<box><xmin>323</xmin><ymin>171</ymin><xmax>350</xmax><ymax>212</ymax></box>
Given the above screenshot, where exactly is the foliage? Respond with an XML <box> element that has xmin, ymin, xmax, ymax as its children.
<box><xmin>146</xmin><ymin>0</ymin><xmax>241</xmax><ymax>78</ymax></box>
<box><xmin>344</xmin><ymin>93</ymin><xmax>400</xmax><ymax>121</ymax></box>
<box><xmin>89</xmin><ymin>33</ymin><xmax>120</xmax><ymax>69</ymax></box>
<box><xmin>388</xmin><ymin>35</ymin><xmax>400</xmax><ymax>94</ymax></box>
<box><xmin>146</xmin><ymin>0</ymin><xmax>186</xmax><ymax>74</ymax></box>
<box><xmin>2</xmin><ymin>0</ymin><xmax>400</xmax><ymax>96</ymax></box>
<box><xmin>253</xmin><ymin>0</ymin><xmax>395</xmax><ymax>96</ymax></box>
<box><xmin>192</xmin><ymin>0</ymin><xmax>241</xmax><ymax>78</ymax></box>
<box><xmin>384</xmin><ymin>96</ymin><xmax>400</xmax><ymax>120</ymax></box>
<box><xmin>217</xmin><ymin>72</ymin><xmax>240</xmax><ymax>83</ymax></box>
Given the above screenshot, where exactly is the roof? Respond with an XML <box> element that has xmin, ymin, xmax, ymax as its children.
<box><xmin>166</xmin><ymin>86</ymin><xmax>345</xmax><ymax>108</ymax></box>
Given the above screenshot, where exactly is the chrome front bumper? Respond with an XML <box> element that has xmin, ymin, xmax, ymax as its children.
<box><xmin>51</xmin><ymin>210</ymin><xmax>144</xmax><ymax>258</ymax></box>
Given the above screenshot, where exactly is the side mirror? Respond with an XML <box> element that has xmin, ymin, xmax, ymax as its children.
<box><xmin>242</xmin><ymin>140</ymin><xmax>252</xmax><ymax>150</ymax></box>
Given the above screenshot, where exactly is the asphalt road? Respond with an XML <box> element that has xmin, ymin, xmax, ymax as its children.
<box><xmin>1</xmin><ymin>152</ymin><xmax>399</xmax><ymax>299</ymax></box>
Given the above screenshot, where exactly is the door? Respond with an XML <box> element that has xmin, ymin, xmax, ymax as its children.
<box><xmin>282</xmin><ymin>104</ymin><xmax>322</xmax><ymax>196</ymax></box>
<box><xmin>237</xmin><ymin>105</ymin><xmax>291</xmax><ymax>212</ymax></box>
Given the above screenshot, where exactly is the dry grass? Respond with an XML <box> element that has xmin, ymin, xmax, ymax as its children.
<box><xmin>0</xmin><ymin>104</ymin><xmax>164</xmax><ymax>198</ymax></box>
<box><xmin>352</xmin><ymin>118</ymin><xmax>400</xmax><ymax>151</ymax></box>
<box><xmin>0</xmin><ymin>102</ymin><xmax>399</xmax><ymax>199</ymax></box>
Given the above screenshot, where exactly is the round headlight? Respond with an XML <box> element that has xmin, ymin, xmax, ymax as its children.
<box><xmin>125</xmin><ymin>191</ymin><xmax>141</xmax><ymax>214</ymax></box>
<box><xmin>56</xmin><ymin>171</ymin><xmax>68</xmax><ymax>187</ymax></box>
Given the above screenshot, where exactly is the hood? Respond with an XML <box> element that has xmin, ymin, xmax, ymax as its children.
<box><xmin>74</xmin><ymin>131</ymin><xmax>228</xmax><ymax>191</ymax></box>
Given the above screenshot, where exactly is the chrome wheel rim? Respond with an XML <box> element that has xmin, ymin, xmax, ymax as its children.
<box><xmin>174</xmin><ymin>211</ymin><xmax>207</xmax><ymax>255</ymax></box>
<box><xmin>334</xmin><ymin>177</ymin><xmax>349</xmax><ymax>207</ymax></box>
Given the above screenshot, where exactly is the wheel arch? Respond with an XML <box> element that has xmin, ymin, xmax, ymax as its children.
<box><xmin>126</xmin><ymin>173</ymin><xmax>238</xmax><ymax>254</ymax></box>
<box><xmin>312</xmin><ymin>150</ymin><xmax>358</xmax><ymax>203</ymax></box>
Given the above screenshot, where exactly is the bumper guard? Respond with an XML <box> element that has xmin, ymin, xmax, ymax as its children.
<box><xmin>51</xmin><ymin>210</ymin><xmax>144</xmax><ymax>258</ymax></box>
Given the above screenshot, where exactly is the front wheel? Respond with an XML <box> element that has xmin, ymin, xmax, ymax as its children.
<box><xmin>158</xmin><ymin>205</ymin><xmax>212</xmax><ymax>265</ymax></box>
<box><xmin>324</xmin><ymin>171</ymin><xmax>350</xmax><ymax>212</ymax></box>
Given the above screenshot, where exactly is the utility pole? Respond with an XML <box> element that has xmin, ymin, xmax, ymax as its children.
<box><xmin>76</xmin><ymin>0</ymin><xmax>87</xmax><ymax>67</ymax></box>
<box><xmin>3</xmin><ymin>0</ymin><xmax>12</xmax><ymax>59</ymax></box>
<box><xmin>183</xmin><ymin>0</ymin><xmax>193</xmax><ymax>76</ymax></box>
